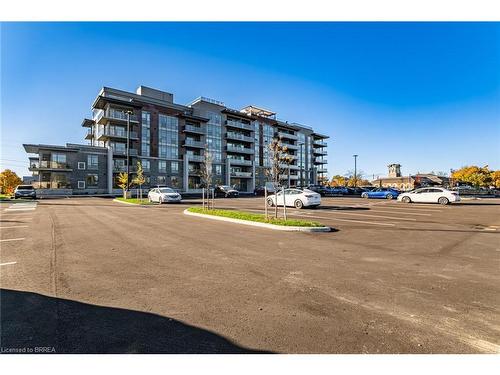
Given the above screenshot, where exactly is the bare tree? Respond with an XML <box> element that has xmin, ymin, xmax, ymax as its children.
<box><xmin>264</xmin><ymin>137</ymin><xmax>293</xmax><ymax>219</ymax></box>
<box><xmin>200</xmin><ymin>150</ymin><xmax>214</xmax><ymax>210</ymax></box>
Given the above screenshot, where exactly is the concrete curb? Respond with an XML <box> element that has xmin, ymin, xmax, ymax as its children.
<box><xmin>183</xmin><ymin>209</ymin><xmax>332</xmax><ymax>232</ymax></box>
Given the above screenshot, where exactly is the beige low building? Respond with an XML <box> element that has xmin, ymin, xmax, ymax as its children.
<box><xmin>371</xmin><ymin>164</ymin><xmax>450</xmax><ymax>191</ymax></box>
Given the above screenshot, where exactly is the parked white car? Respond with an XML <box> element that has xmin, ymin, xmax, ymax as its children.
<box><xmin>266</xmin><ymin>188</ymin><xmax>321</xmax><ymax>209</ymax></box>
<box><xmin>397</xmin><ymin>187</ymin><xmax>460</xmax><ymax>205</ymax></box>
<box><xmin>148</xmin><ymin>187</ymin><xmax>182</xmax><ymax>204</ymax></box>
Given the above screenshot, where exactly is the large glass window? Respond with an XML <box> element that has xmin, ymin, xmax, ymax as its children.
<box><xmin>87</xmin><ymin>154</ymin><xmax>99</xmax><ymax>170</ymax></box>
<box><xmin>262</xmin><ymin>124</ymin><xmax>274</xmax><ymax>167</ymax></box>
<box><xmin>141</xmin><ymin>111</ymin><xmax>151</xmax><ymax>157</ymax></box>
<box><xmin>141</xmin><ymin>159</ymin><xmax>150</xmax><ymax>172</ymax></box>
<box><xmin>171</xmin><ymin>161</ymin><xmax>179</xmax><ymax>174</ymax></box>
<box><xmin>254</xmin><ymin>121</ymin><xmax>260</xmax><ymax>165</ymax></box>
<box><xmin>159</xmin><ymin>160</ymin><xmax>167</xmax><ymax>173</ymax></box>
<box><xmin>206</xmin><ymin>111</ymin><xmax>222</xmax><ymax>162</ymax></box>
<box><xmin>158</xmin><ymin>114</ymin><xmax>178</xmax><ymax>159</ymax></box>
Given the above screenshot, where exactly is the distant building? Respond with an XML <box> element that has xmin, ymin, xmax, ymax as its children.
<box><xmin>371</xmin><ymin>164</ymin><xmax>450</xmax><ymax>190</ymax></box>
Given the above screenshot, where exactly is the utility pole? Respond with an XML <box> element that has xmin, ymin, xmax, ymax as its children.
<box><xmin>353</xmin><ymin>154</ymin><xmax>358</xmax><ymax>187</ymax></box>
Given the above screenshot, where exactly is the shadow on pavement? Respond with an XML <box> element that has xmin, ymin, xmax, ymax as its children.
<box><xmin>0</xmin><ymin>289</ymin><xmax>271</xmax><ymax>354</ymax></box>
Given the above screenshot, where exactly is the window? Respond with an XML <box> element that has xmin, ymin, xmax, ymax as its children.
<box><xmin>206</xmin><ymin>111</ymin><xmax>222</xmax><ymax>162</ymax></box>
<box><xmin>52</xmin><ymin>153</ymin><xmax>66</xmax><ymax>163</ymax></box>
<box><xmin>77</xmin><ymin>181</ymin><xmax>85</xmax><ymax>189</ymax></box>
<box><xmin>87</xmin><ymin>155</ymin><xmax>99</xmax><ymax>170</ymax></box>
<box><xmin>78</xmin><ymin>162</ymin><xmax>86</xmax><ymax>170</ymax></box>
<box><xmin>158</xmin><ymin>114</ymin><xmax>178</xmax><ymax>159</ymax></box>
<box><xmin>86</xmin><ymin>174</ymin><xmax>98</xmax><ymax>187</ymax></box>
<box><xmin>157</xmin><ymin>176</ymin><xmax>166</xmax><ymax>185</ymax></box>
<box><xmin>141</xmin><ymin>111</ymin><xmax>151</xmax><ymax>157</ymax></box>
<box><xmin>159</xmin><ymin>160</ymin><xmax>167</xmax><ymax>173</ymax></box>
<box><xmin>171</xmin><ymin>161</ymin><xmax>179</xmax><ymax>174</ymax></box>
<box><xmin>141</xmin><ymin>159</ymin><xmax>150</xmax><ymax>172</ymax></box>
<box><xmin>214</xmin><ymin>165</ymin><xmax>222</xmax><ymax>175</ymax></box>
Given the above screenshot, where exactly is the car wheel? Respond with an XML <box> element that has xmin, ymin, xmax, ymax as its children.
<box><xmin>438</xmin><ymin>197</ymin><xmax>449</xmax><ymax>205</ymax></box>
<box><xmin>362</xmin><ymin>193</ymin><xmax>368</xmax><ymax>199</ymax></box>
<box><xmin>266</xmin><ymin>198</ymin><xmax>274</xmax><ymax>207</ymax></box>
<box><xmin>386</xmin><ymin>194</ymin><xmax>393</xmax><ymax>200</ymax></box>
<box><xmin>294</xmin><ymin>199</ymin><xmax>304</xmax><ymax>209</ymax></box>
<box><xmin>402</xmin><ymin>196</ymin><xmax>411</xmax><ymax>203</ymax></box>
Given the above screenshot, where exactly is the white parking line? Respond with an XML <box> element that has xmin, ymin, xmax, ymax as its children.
<box><xmin>0</xmin><ymin>226</ymin><xmax>29</xmax><ymax>229</ymax></box>
<box><xmin>331</xmin><ymin>211</ymin><xmax>417</xmax><ymax>221</ymax></box>
<box><xmin>5</xmin><ymin>208</ymin><xmax>36</xmax><ymax>212</ymax></box>
<box><xmin>367</xmin><ymin>209</ymin><xmax>432</xmax><ymax>216</ymax></box>
<box><xmin>0</xmin><ymin>238</ymin><xmax>25</xmax><ymax>242</ymax></box>
<box><xmin>0</xmin><ymin>261</ymin><xmax>17</xmax><ymax>266</ymax></box>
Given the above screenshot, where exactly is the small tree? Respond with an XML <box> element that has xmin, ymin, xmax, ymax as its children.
<box><xmin>200</xmin><ymin>150</ymin><xmax>214</xmax><ymax>209</ymax></box>
<box><xmin>0</xmin><ymin>169</ymin><xmax>23</xmax><ymax>195</ymax></box>
<box><xmin>117</xmin><ymin>172</ymin><xmax>128</xmax><ymax>199</ymax></box>
<box><xmin>132</xmin><ymin>161</ymin><xmax>146</xmax><ymax>202</ymax></box>
<box><xmin>265</xmin><ymin>138</ymin><xmax>293</xmax><ymax>219</ymax></box>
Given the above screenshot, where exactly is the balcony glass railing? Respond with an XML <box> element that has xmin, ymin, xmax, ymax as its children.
<box><xmin>228</xmin><ymin>159</ymin><xmax>253</xmax><ymax>166</ymax></box>
<box><xmin>184</xmin><ymin>139</ymin><xmax>205</xmax><ymax>148</ymax></box>
<box><xmin>278</xmin><ymin>132</ymin><xmax>298</xmax><ymax>140</ymax></box>
<box><xmin>98</xmin><ymin>128</ymin><xmax>138</xmax><ymax>139</ymax></box>
<box><xmin>185</xmin><ymin>154</ymin><xmax>204</xmax><ymax>162</ymax></box>
<box><xmin>112</xmin><ymin>148</ymin><xmax>138</xmax><ymax>156</ymax></box>
<box><xmin>33</xmin><ymin>181</ymin><xmax>72</xmax><ymax>189</ymax></box>
<box><xmin>33</xmin><ymin>161</ymin><xmax>72</xmax><ymax>170</ymax></box>
<box><xmin>185</xmin><ymin>125</ymin><xmax>205</xmax><ymax>134</ymax></box>
<box><xmin>231</xmin><ymin>171</ymin><xmax>252</xmax><ymax>178</ymax></box>
<box><xmin>226</xmin><ymin>145</ymin><xmax>254</xmax><ymax>154</ymax></box>
<box><xmin>226</xmin><ymin>120</ymin><xmax>253</xmax><ymax>131</ymax></box>
<box><xmin>226</xmin><ymin>132</ymin><xmax>254</xmax><ymax>142</ymax></box>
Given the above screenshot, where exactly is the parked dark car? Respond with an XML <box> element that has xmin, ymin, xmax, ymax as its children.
<box><xmin>14</xmin><ymin>185</ymin><xmax>36</xmax><ymax>199</ymax></box>
<box><xmin>328</xmin><ymin>186</ymin><xmax>349</xmax><ymax>195</ymax></box>
<box><xmin>345</xmin><ymin>187</ymin><xmax>367</xmax><ymax>195</ymax></box>
<box><xmin>307</xmin><ymin>184</ymin><xmax>331</xmax><ymax>196</ymax></box>
<box><xmin>215</xmin><ymin>185</ymin><xmax>239</xmax><ymax>198</ymax></box>
<box><xmin>254</xmin><ymin>183</ymin><xmax>276</xmax><ymax>196</ymax></box>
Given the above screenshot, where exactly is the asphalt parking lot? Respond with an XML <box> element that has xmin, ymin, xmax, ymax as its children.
<box><xmin>1</xmin><ymin>196</ymin><xmax>499</xmax><ymax>353</ymax></box>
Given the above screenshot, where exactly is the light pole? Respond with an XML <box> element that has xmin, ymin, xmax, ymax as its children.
<box><xmin>353</xmin><ymin>154</ymin><xmax>358</xmax><ymax>187</ymax></box>
<box><xmin>125</xmin><ymin>109</ymin><xmax>134</xmax><ymax>192</ymax></box>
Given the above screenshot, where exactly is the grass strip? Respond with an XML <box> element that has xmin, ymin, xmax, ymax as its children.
<box><xmin>187</xmin><ymin>207</ymin><xmax>324</xmax><ymax>227</ymax></box>
<box><xmin>115</xmin><ymin>197</ymin><xmax>155</xmax><ymax>205</ymax></box>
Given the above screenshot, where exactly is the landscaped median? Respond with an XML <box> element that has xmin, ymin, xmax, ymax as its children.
<box><xmin>184</xmin><ymin>207</ymin><xmax>331</xmax><ymax>232</ymax></box>
<box><xmin>113</xmin><ymin>197</ymin><xmax>155</xmax><ymax>205</ymax></box>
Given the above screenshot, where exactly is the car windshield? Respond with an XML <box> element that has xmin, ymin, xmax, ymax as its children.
<box><xmin>17</xmin><ymin>185</ymin><xmax>34</xmax><ymax>190</ymax></box>
<box><xmin>159</xmin><ymin>188</ymin><xmax>175</xmax><ymax>194</ymax></box>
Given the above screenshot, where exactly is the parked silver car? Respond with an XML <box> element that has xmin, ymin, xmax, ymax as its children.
<box><xmin>148</xmin><ymin>187</ymin><xmax>182</xmax><ymax>204</ymax></box>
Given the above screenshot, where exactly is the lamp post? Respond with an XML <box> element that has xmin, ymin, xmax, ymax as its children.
<box><xmin>353</xmin><ymin>154</ymin><xmax>358</xmax><ymax>187</ymax></box>
<box><xmin>125</xmin><ymin>109</ymin><xmax>134</xmax><ymax>192</ymax></box>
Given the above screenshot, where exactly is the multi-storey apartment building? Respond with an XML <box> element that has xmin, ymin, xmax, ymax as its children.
<box><xmin>24</xmin><ymin>85</ymin><xmax>328</xmax><ymax>195</ymax></box>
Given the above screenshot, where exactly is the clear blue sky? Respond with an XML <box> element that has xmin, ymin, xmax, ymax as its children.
<box><xmin>1</xmin><ymin>22</ymin><xmax>499</xmax><ymax>179</ymax></box>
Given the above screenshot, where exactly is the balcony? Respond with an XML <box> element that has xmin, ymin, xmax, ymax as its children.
<box><xmin>226</xmin><ymin>120</ymin><xmax>253</xmax><ymax>131</ymax></box>
<box><xmin>226</xmin><ymin>132</ymin><xmax>254</xmax><ymax>143</ymax></box>
<box><xmin>281</xmin><ymin>142</ymin><xmax>299</xmax><ymax>150</ymax></box>
<box><xmin>279</xmin><ymin>174</ymin><xmax>299</xmax><ymax>180</ymax></box>
<box><xmin>313</xmin><ymin>139</ymin><xmax>327</xmax><ymax>147</ymax></box>
<box><xmin>33</xmin><ymin>181</ymin><xmax>72</xmax><ymax>189</ymax></box>
<box><xmin>95</xmin><ymin>108</ymin><xmax>139</xmax><ymax>124</ymax></box>
<box><xmin>314</xmin><ymin>158</ymin><xmax>328</xmax><ymax>165</ymax></box>
<box><xmin>85</xmin><ymin>130</ymin><xmax>94</xmax><ymax>140</ymax></box>
<box><xmin>188</xmin><ymin>169</ymin><xmax>201</xmax><ymax>176</ymax></box>
<box><xmin>317</xmin><ymin>168</ymin><xmax>328</xmax><ymax>173</ymax></box>
<box><xmin>183</xmin><ymin>139</ymin><xmax>205</xmax><ymax>148</ymax></box>
<box><xmin>185</xmin><ymin>154</ymin><xmax>204</xmax><ymax>162</ymax></box>
<box><xmin>112</xmin><ymin>165</ymin><xmax>138</xmax><ymax>173</ymax></box>
<box><xmin>279</xmin><ymin>163</ymin><xmax>300</xmax><ymax>170</ymax></box>
<box><xmin>226</xmin><ymin>145</ymin><xmax>254</xmax><ymax>154</ymax></box>
<box><xmin>184</xmin><ymin>125</ymin><xmax>206</xmax><ymax>135</ymax></box>
<box><xmin>112</xmin><ymin>148</ymin><xmax>138</xmax><ymax>157</ymax></box>
<box><xmin>29</xmin><ymin>161</ymin><xmax>73</xmax><ymax>172</ymax></box>
<box><xmin>228</xmin><ymin>159</ymin><xmax>253</xmax><ymax>166</ymax></box>
<box><xmin>313</xmin><ymin>149</ymin><xmax>328</xmax><ymax>156</ymax></box>
<box><xmin>97</xmin><ymin>128</ymin><xmax>138</xmax><ymax>141</ymax></box>
<box><xmin>231</xmin><ymin>171</ymin><xmax>252</xmax><ymax>178</ymax></box>
<box><xmin>278</xmin><ymin>131</ymin><xmax>298</xmax><ymax>140</ymax></box>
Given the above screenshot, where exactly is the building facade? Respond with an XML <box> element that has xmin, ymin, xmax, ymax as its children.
<box><xmin>25</xmin><ymin>85</ymin><xmax>329</xmax><ymax>194</ymax></box>
<box><xmin>371</xmin><ymin>164</ymin><xmax>450</xmax><ymax>191</ymax></box>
